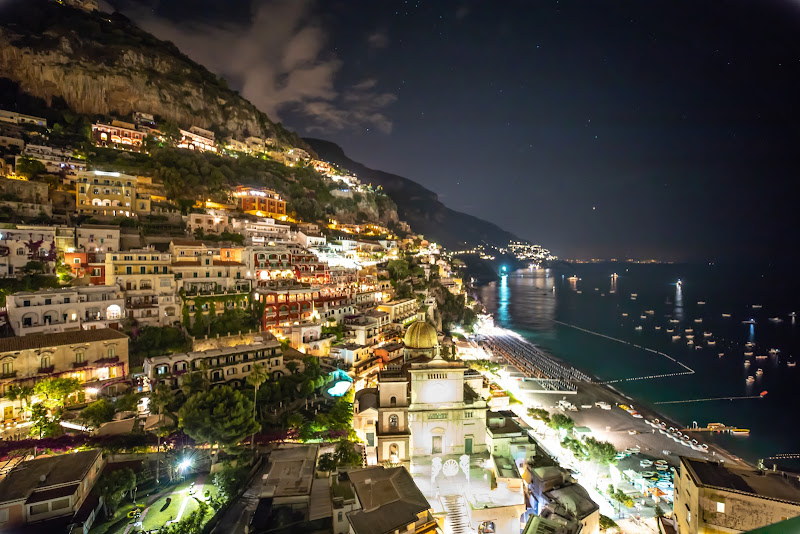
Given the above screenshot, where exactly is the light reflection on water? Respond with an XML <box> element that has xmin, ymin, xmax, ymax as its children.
<box><xmin>481</xmin><ymin>269</ymin><xmax>556</xmax><ymax>331</ymax></box>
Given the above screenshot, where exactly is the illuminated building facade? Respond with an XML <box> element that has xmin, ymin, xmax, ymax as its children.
<box><xmin>234</xmin><ymin>186</ymin><xmax>287</xmax><ymax>218</ymax></box>
<box><xmin>76</xmin><ymin>171</ymin><xmax>151</xmax><ymax>217</ymax></box>
<box><xmin>91</xmin><ymin>121</ymin><xmax>145</xmax><ymax>152</ymax></box>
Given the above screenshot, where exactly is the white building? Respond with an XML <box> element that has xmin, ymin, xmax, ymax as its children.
<box><xmin>5</xmin><ymin>285</ymin><xmax>125</xmax><ymax>336</ymax></box>
<box><xmin>235</xmin><ymin>217</ymin><xmax>292</xmax><ymax>245</ymax></box>
<box><xmin>178</xmin><ymin>126</ymin><xmax>216</xmax><ymax>152</ymax></box>
<box><xmin>74</xmin><ymin>225</ymin><xmax>121</xmax><ymax>253</ymax></box>
<box><xmin>185</xmin><ymin>212</ymin><xmax>234</xmax><ymax>235</ymax></box>
<box><xmin>143</xmin><ymin>339</ymin><xmax>284</xmax><ymax>389</ymax></box>
<box><xmin>105</xmin><ymin>249</ymin><xmax>178</xmax><ymax>326</ymax></box>
<box><xmin>0</xmin><ymin>225</ymin><xmax>57</xmax><ymax>277</ymax></box>
<box><xmin>16</xmin><ymin>145</ymin><xmax>86</xmax><ymax>175</ymax></box>
<box><xmin>295</xmin><ymin>230</ymin><xmax>327</xmax><ymax>249</ymax></box>
<box><xmin>0</xmin><ymin>110</ymin><xmax>46</xmax><ymax>127</ymax></box>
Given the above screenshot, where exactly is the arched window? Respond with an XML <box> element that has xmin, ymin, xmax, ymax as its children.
<box><xmin>389</xmin><ymin>414</ymin><xmax>398</xmax><ymax>430</ymax></box>
<box><xmin>390</xmin><ymin>396</ymin><xmax>397</xmax><ymax>407</ymax></box>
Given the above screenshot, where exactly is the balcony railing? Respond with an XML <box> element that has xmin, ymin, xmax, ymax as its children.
<box><xmin>73</xmin><ymin>361</ymin><xmax>89</xmax><ymax>369</ymax></box>
<box><xmin>38</xmin><ymin>366</ymin><xmax>55</xmax><ymax>374</ymax></box>
<box><xmin>94</xmin><ymin>356</ymin><xmax>119</xmax><ymax>365</ymax></box>
<box><xmin>1</xmin><ymin>371</ymin><xmax>17</xmax><ymax>379</ymax></box>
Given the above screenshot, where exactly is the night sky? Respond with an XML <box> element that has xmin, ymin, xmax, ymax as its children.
<box><xmin>109</xmin><ymin>0</ymin><xmax>800</xmax><ymax>262</ymax></box>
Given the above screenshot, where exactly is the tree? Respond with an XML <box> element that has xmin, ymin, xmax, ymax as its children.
<box><xmin>6</xmin><ymin>385</ymin><xmax>24</xmax><ymax>417</ymax></box>
<box><xmin>246</xmin><ymin>364</ymin><xmax>269</xmax><ymax>449</ymax></box>
<box><xmin>335</xmin><ymin>439</ymin><xmax>362</xmax><ymax>468</ymax></box>
<box><xmin>285</xmin><ymin>361</ymin><xmax>299</xmax><ymax>374</ymax></box>
<box><xmin>29</xmin><ymin>403</ymin><xmax>58</xmax><ymax>438</ymax></box>
<box><xmin>78</xmin><ymin>399</ymin><xmax>116</xmax><ymax>428</ymax></box>
<box><xmin>96</xmin><ymin>467</ymin><xmax>136</xmax><ymax>518</ymax></box>
<box><xmin>317</xmin><ymin>452</ymin><xmax>338</xmax><ymax>472</ymax></box>
<box><xmin>15</xmin><ymin>156</ymin><xmax>47</xmax><ymax>179</ymax></box>
<box><xmin>34</xmin><ymin>377</ymin><xmax>82</xmax><ymax>409</ymax></box>
<box><xmin>180</xmin><ymin>369</ymin><xmax>208</xmax><ymax>397</ymax></box>
<box><xmin>150</xmin><ymin>384</ymin><xmax>176</xmax><ymax>484</ymax></box>
<box><xmin>549</xmin><ymin>413</ymin><xmax>575</xmax><ymax>433</ymax></box>
<box><xmin>287</xmin><ymin>413</ymin><xmax>304</xmax><ymax>429</ymax></box>
<box><xmin>527</xmin><ymin>407</ymin><xmax>551</xmax><ymax>424</ymax></box>
<box><xmin>387</xmin><ymin>259</ymin><xmax>410</xmax><ymax>281</ymax></box>
<box><xmin>584</xmin><ymin>437</ymin><xmax>618</xmax><ymax>466</ymax></box>
<box><xmin>179</xmin><ymin>385</ymin><xmax>259</xmax><ymax>454</ymax></box>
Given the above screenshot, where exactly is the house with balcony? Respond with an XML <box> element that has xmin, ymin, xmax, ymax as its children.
<box><xmin>185</xmin><ymin>212</ymin><xmax>234</xmax><ymax>236</ymax></box>
<box><xmin>233</xmin><ymin>186</ymin><xmax>287</xmax><ymax>218</ymax></box>
<box><xmin>377</xmin><ymin>298</ymin><xmax>420</xmax><ymax>326</ymax></box>
<box><xmin>0</xmin><ymin>449</ymin><xmax>105</xmax><ymax>531</ymax></box>
<box><xmin>178</xmin><ymin>126</ymin><xmax>217</xmax><ymax>153</ymax></box>
<box><xmin>91</xmin><ymin>121</ymin><xmax>145</xmax><ymax>152</ymax></box>
<box><xmin>236</xmin><ymin>218</ymin><xmax>293</xmax><ymax>246</ymax></box>
<box><xmin>0</xmin><ymin>225</ymin><xmax>58</xmax><ymax>277</ymax></box>
<box><xmin>76</xmin><ymin>171</ymin><xmax>150</xmax><ymax>218</ymax></box>
<box><xmin>143</xmin><ymin>338</ymin><xmax>284</xmax><ymax>389</ymax></box>
<box><xmin>0</xmin><ymin>329</ymin><xmax>129</xmax><ymax>422</ymax></box>
<box><xmin>105</xmin><ymin>249</ymin><xmax>178</xmax><ymax>327</ymax></box>
<box><xmin>254</xmin><ymin>282</ymin><xmax>321</xmax><ymax>329</ymax></box>
<box><xmin>343</xmin><ymin>314</ymin><xmax>383</xmax><ymax>347</ymax></box>
<box><xmin>16</xmin><ymin>144</ymin><xmax>86</xmax><ymax>175</ymax></box>
<box><xmin>249</xmin><ymin>244</ymin><xmax>328</xmax><ymax>284</ymax></box>
<box><xmin>5</xmin><ymin>285</ymin><xmax>125</xmax><ymax>336</ymax></box>
<box><xmin>64</xmin><ymin>251</ymin><xmax>107</xmax><ymax>285</ymax></box>
<box><xmin>75</xmin><ymin>225</ymin><xmax>121</xmax><ymax>253</ymax></box>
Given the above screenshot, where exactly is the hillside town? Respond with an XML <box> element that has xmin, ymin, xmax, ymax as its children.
<box><xmin>2</xmin><ymin>4</ymin><xmax>800</xmax><ymax>534</ymax></box>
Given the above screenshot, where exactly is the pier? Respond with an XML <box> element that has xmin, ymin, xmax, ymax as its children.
<box><xmin>679</xmin><ymin>423</ymin><xmax>750</xmax><ymax>434</ymax></box>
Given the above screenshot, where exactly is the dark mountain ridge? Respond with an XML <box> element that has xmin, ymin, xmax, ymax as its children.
<box><xmin>305</xmin><ymin>138</ymin><xmax>519</xmax><ymax>249</ymax></box>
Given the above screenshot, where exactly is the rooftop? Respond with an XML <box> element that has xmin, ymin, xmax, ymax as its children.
<box><xmin>0</xmin><ymin>450</ymin><xmax>101</xmax><ymax>504</ymax></box>
<box><xmin>0</xmin><ymin>329</ymin><xmax>128</xmax><ymax>354</ymax></box>
<box><xmin>683</xmin><ymin>458</ymin><xmax>800</xmax><ymax>505</ymax></box>
<box><xmin>346</xmin><ymin>466</ymin><xmax>431</xmax><ymax>534</ymax></box>
<box><xmin>544</xmin><ymin>484</ymin><xmax>599</xmax><ymax>521</ymax></box>
<box><xmin>262</xmin><ymin>445</ymin><xmax>318</xmax><ymax>498</ymax></box>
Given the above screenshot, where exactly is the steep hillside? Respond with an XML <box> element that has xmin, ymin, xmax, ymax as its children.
<box><xmin>0</xmin><ymin>0</ymin><xmax>310</xmax><ymax>150</ymax></box>
<box><xmin>305</xmin><ymin>138</ymin><xmax>519</xmax><ymax>249</ymax></box>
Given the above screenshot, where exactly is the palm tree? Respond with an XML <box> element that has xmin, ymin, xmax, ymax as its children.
<box><xmin>246</xmin><ymin>364</ymin><xmax>269</xmax><ymax>450</ymax></box>
<box><xmin>150</xmin><ymin>385</ymin><xmax>175</xmax><ymax>484</ymax></box>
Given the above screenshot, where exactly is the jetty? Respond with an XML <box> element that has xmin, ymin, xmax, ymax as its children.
<box><xmin>680</xmin><ymin>423</ymin><xmax>750</xmax><ymax>434</ymax></box>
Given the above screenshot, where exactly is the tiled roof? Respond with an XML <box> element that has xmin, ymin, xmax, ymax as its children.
<box><xmin>347</xmin><ymin>467</ymin><xmax>431</xmax><ymax>534</ymax></box>
<box><xmin>0</xmin><ymin>329</ymin><xmax>128</xmax><ymax>353</ymax></box>
<box><xmin>0</xmin><ymin>450</ymin><xmax>101</xmax><ymax>504</ymax></box>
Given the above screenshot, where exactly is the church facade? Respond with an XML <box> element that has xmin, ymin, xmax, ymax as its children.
<box><xmin>375</xmin><ymin>320</ymin><xmax>488</xmax><ymax>463</ymax></box>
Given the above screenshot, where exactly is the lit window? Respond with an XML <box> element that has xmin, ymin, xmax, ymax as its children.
<box><xmin>75</xmin><ymin>352</ymin><xmax>85</xmax><ymax>363</ymax></box>
<box><xmin>717</xmin><ymin>502</ymin><xmax>725</xmax><ymax>513</ymax></box>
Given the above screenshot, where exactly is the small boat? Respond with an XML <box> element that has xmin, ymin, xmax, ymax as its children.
<box><xmin>698</xmin><ymin>301</ymin><xmax>706</xmax><ymax>305</ymax></box>
<box><xmin>577</xmin><ymin>290</ymin><xmax>582</xmax><ymax>294</ymax></box>
<box><xmin>685</xmin><ymin>328</ymin><xmax>694</xmax><ymax>333</ymax></box>
<box><xmin>655</xmin><ymin>326</ymin><xmax>662</xmax><ymax>330</ymax></box>
<box><xmin>686</xmin><ymin>334</ymin><xmax>695</xmax><ymax>339</ymax></box>
<box><xmin>769</xmin><ymin>348</ymin><xmax>780</xmax><ymax>355</ymax></box>
<box><xmin>722</xmin><ymin>313</ymin><xmax>732</xmax><ymax>318</ymax></box>
<box><xmin>622</xmin><ymin>313</ymin><xmax>628</xmax><ymax>317</ymax></box>
<box><xmin>631</xmin><ymin>293</ymin><xmax>638</xmax><ymax>297</ymax></box>
<box><xmin>656</xmin><ymin>464</ymin><xmax>669</xmax><ymax>471</ymax></box>
<box><xmin>645</xmin><ymin>310</ymin><xmax>655</xmax><ymax>315</ymax></box>
<box><xmin>744</xmin><ymin>351</ymin><xmax>754</xmax><ymax>357</ymax></box>
<box><xmin>755</xmin><ymin>368</ymin><xmax>764</xmax><ymax>376</ymax></box>
<box><xmin>640</xmin><ymin>315</ymin><xmax>647</xmax><ymax>319</ymax></box>
<box><xmin>687</xmin><ymin>340</ymin><xmax>695</xmax><ymax>346</ymax></box>
<box><xmin>788</xmin><ymin>361</ymin><xmax>797</xmax><ymax>368</ymax></box>
<box><xmin>790</xmin><ymin>312</ymin><xmax>797</xmax><ymax>318</ymax></box>
<box><xmin>746</xmin><ymin>376</ymin><xmax>755</xmax><ymax>384</ymax></box>
<box><xmin>672</xmin><ymin>335</ymin><xmax>681</xmax><ymax>340</ymax></box>
<box><xmin>744</xmin><ymin>360</ymin><xmax>751</xmax><ymax>367</ymax></box>
<box><xmin>670</xmin><ymin>319</ymin><xmax>680</xmax><ymax>323</ymax></box>
<box><xmin>718</xmin><ymin>352</ymin><xmax>724</xmax><ymax>357</ymax></box>
<box><xmin>745</xmin><ymin>342</ymin><xmax>756</xmax><ymax>348</ymax></box>
<box><xmin>707</xmin><ymin>340</ymin><xmax>716</xmax><ymax>346</ymax></box>
<box><xmin>635</xmin><ymin>325</ymin><xmax>643</xmax><ymax>331</ymax></box>
<box><xmin>654</xmin><ymin>459</ymin><xmax>668</xmax><ymax>467</ymax></box>
<box><xmin>667</xmin><ymin>328</ymin><xmax>675</xmax><ymax>333</ymax></box>
<box><xmin>742</xmin><ymin>319</ymin><xmax>756</xmax><ymax>325</ymax></box>
<box><xmin>631</xmin><ymin>295</ymin><xmax>637</xmax><ymax>300</ymax></box>
<box><xmin>755</xmin><ymin>355</ymin><xmax>768</xmax><ymax>360</ymax></box>
<box><xmin>568</xmin><ymin>275</ymin><xmax>578</xmax><ymax>281</ymax></box>
<box><xmin>611</xmin><ymin>273</ymin><xmax>618</xmax><ymax>279</ymax></box>
<box><xmin>676</xmin><ymin>279</ymin><xmax>682</xmax><ymax>287</ymax></box>
<box><xmin>752</xmin><ymin>304</ymin><xmax>762</xmax><ymax>309</ymax></box>
<box><xmin>694</xmin><ymin>318</ymin><xmax>703</xmax><ymax>323</ymax></box>
<box><xmin>769</xmin><ymin>317</ymin><xmax>783</xmax><ymax>324</ymax></box>
<box><xmin>760</xmin><ymin>390</ymin><xmax>768</xmax><ymax>397</ymax></box>
<box><xmin>695</xmin><ymin>345</ymin><xmax>702</xmax><ymax>350</ymax></box>
<box><xmin>640</xmin><ymin>471</ymin><xmax>656</xmax><ymax>478</ymax></box>
<box><xmin>731</xmin><ymin>429</ymin><xmax>750</xmax><ymax>435</ymax></box>
<box><xmin>704</xmin><ymin>332</ymin><xmax>712</xmax><ymax>337</ymax></box>
<box><xmin>640</xmin><ymin>459</ymin><xmax>654</xmax><ymax>468</ymax></box>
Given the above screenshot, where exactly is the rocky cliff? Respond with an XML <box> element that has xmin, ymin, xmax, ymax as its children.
<box><xmin>0</xmin><ymin>0</ymin><xmax>310</xmax><ymax>151</ymax></box>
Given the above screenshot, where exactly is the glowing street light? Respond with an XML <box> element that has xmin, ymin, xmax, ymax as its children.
<box><xmin>178</xmin><ymin>458</ymin><xmax>192</xmax><ymax>472</ymax></box>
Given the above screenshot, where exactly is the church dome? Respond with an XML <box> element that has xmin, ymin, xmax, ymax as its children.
<box><xmin>404</xmin><ymin>320</ymin><xmax>438</xmax><ymax>349</ymax></box>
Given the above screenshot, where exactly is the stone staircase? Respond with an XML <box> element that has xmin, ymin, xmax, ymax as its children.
<box><xmin>442</xmin><ymin>494</ymin><xmax>472</xmax><ymax>534</ymax></box>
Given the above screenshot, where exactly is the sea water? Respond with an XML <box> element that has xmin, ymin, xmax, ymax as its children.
<box><xmin>478</xmin><ymin>263</ymin><xmax>800</xmax><ymax>469</ymax></box>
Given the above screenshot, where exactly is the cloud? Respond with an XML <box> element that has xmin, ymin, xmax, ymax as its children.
<box><xmin>123</xmin><ymin>0</ymin><xmax>396</xmax><ymax>134</ymax></box>
<box><xmin>367</xmin><ymin>30</ymin><xmax>389</xmax><ymax>49</ymax></box>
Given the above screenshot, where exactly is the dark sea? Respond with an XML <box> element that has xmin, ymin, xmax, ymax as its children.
<box><xmin>478</xmin><ymin>263</ymin><xmax>800</xmax><ymax>469</ymax></box>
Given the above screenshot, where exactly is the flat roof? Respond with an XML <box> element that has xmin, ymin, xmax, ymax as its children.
<box><xmin>0</xmin><ymin>329</ymin><xmax>128</xmax><ymax>353</ymax></box>
<box><xmin>683</xmin><ymin>458</ymin><xmax>800</xmax><ymax>505</ymax></box>
<box><xmin>545</xmin><ymin>484</ymin><xmax>599</xmax><ymax>521</ymax></box>
<box><xmin>347</xmin><ymin>467</ymin><xmax>430</xmax><ymax>534</ymax></box>
<box><xmin>262</xmin><ymin>445</ymin><xmax>318</xmax><ymax>498</ymax></box>
<box><xmin>0</xmin><ymin>450</ymin><xmax>101</xmax><ymax>504</ymax></box>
